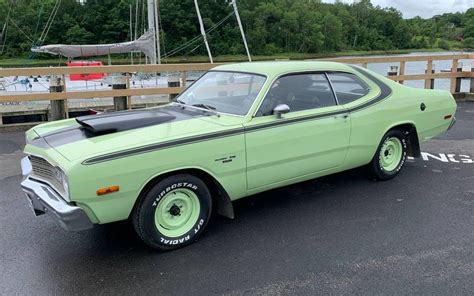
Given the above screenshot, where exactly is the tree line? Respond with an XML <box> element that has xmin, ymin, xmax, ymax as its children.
<box><xmin>0</xmin><ymin>0</ymin><xmax>473</xmax><ymax>60</ymax></box>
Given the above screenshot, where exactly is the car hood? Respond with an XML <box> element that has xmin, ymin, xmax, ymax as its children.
<box><xmin>29</xmin><ymin>105</ymin><xmax>244</xmax><ymax>162</ymax></box>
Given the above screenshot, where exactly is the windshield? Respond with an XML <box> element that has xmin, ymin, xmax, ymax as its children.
<box><xmin>175</xmin><ymin>71</ymin><xmax>266</xmax><ymax>116</ymax></box>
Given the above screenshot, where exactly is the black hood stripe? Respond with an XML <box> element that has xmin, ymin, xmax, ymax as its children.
<box><xmin>81</xmin><ymin>67</ymin><xmax>392</xmax><ymax>165</ymax></box>
<box><xmin>31</xmin><ymin>105</ymin><xmax>206</xmax><ymax>149</ymax></box>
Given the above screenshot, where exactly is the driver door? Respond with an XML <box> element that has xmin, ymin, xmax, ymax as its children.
<box><xmin>244</xmin><ymin>73</ymin><xmax>351</xmax><ymax>190</ymax></box>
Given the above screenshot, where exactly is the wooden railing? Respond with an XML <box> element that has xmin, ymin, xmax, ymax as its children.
<box><xmin>0</xmin><ymin>53</ymin><xmax>473</xmax><ymax>125</ymax></box>
<box><xmin>0</xmin><ymin>63</ymin><xmax>222</xmax><ymax>103</ymax></box>
<box><xmin>321</xmin><ymin>53</ymin><xmax>474</xmax><ymax>93</ymax></box>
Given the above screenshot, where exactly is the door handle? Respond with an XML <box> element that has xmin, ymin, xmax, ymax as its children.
<box><xmin>334</xmin><ymin>113</ymin><xmax>349</xmax><ymax>119</ymax></box>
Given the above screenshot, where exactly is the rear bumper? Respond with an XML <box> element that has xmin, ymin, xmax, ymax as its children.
<box><xmin>20</xmin><ymin>157</ymin><xmax>93</xmax><ymax>231</ymax></box>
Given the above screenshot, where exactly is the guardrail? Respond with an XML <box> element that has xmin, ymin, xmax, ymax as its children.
<box><xmin>0</xmin><ymin>53</ymin><xmax>473</xmax><ymax>126</ymax></box>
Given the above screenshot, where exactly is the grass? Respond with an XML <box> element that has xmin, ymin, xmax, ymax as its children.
<box><xmin>0</xmin><ymin>48</ymin><xmax>463</xmax><ymax>68</ymax></box>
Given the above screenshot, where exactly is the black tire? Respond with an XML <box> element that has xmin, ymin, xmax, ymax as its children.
<box><xmin>132</xmin><ymin>174</ymin><xmax>212</xmax><ymax>251</ymax></box>
<box><xmin>369</xmin><ymin>129</ymin><xmax>408</xmax><ymax>181</ymax></box>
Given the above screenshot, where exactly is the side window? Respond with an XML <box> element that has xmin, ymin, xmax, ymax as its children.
<box><xmin>327</xmin><ymin>73</ymin><xmax>370</xmax><ymax>105</ymax></box>
<box><xmin>256</xmin><ymin>73</ymin><xmax>337</xmax><ymax>117</ymax></box>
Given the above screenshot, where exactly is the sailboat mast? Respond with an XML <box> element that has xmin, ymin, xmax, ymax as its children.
<box><xmin>154</xmin><ymin>0</ymin><xmax>161</xmax><ymax>64</ymax></box>
<box><xmin>0</xmin><ymin>23</ymin><xmax>6</xmax><ymax>55</ymax></box>
<box><xmin>232</xmin><ymin>0</ymin><xmax>251</xmax><ymax>62</ymax></box>
<box><xmin>147</xmin><ymin>0</ymin><xmax>157</xmax><ymax>64</ymax></box>
<box><xmin>130</xmin><ymin>4</ymin><xmax>134</xmax><ymax>64</ymax></box>
<box><xmin>194</xmin><ymin>0</ymin><xmax>213</xmax><ymax>63</ymax></box>
<box><xmin>134</xmin><ymin>0</ymin><xmax>139</xmax><ymax>40</ymax></box>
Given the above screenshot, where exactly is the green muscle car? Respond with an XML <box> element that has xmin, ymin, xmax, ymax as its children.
<box><xmin>21</xmin><ymin>61</ymin><xmax>456</xmax><ymax>250</ymax></box>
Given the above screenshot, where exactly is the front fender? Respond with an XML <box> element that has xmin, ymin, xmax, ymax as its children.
<box><xmin>136</xmin><ymin>166</ymin><xmax>235</xmax><ymax>219</ymax></box>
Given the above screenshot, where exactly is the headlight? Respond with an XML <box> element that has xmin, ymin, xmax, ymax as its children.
<box><xmin>62</xmin><ymin>172</ymin><xmax>70</xmax><ymax>200</ymax></box>
<box><xmin>21</xmin><ymin>156</ymin><xmax>33</xmax><ymax>177</ymax></box>
<box><xmin>55</xmin><ymin>167</ymin><xmax>70</xmax><ymax>201</ymax></box>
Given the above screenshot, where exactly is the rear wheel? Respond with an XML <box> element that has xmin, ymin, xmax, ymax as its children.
<box><xmin>370</xmin><ymin>129</ymin><xmax>407</xmax><ymax>180</ymax></box>
<box><xmin>132</xmin><ymin>174</ymin><xmax>212</xmax><ymax>250</ymax></box>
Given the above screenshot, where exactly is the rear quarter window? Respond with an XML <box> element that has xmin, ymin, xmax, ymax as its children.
<box><xmin>328</xmin><ymin>73</ymin><xmax>370</xmax><ymax>105</ymax></box>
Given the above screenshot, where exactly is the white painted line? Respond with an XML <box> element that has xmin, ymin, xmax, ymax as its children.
<box><xmin>408</xmin><ymin>152</ymin><xmax>473</xmax><ymax>163</ymax></box>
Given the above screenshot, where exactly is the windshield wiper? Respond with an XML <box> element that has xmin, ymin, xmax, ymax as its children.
<box><xmin>175</xmin><ymin>99</ymin><xmax>187</xmax><ymax>105</ymax></box>
<box><xmin>192</xmin><ymin>103</ymin><xmax>217</xmax><ymax>111</ymax></box>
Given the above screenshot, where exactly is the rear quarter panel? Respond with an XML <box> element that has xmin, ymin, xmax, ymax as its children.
<box><xmin>410</xmin><ymin>88</ymin><xmax>457</xmax><ymax>141</ymax></box>
<box><xmin>345</xmin><ymin>71</ymin><xmax>456</xmax><ymax>169</ymax></box>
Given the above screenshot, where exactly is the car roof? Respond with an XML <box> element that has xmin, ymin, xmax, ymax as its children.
<box><xmin>212</xmin><ymin>61</ymin><xmax>354</xmax><ymax>77</ymax></box>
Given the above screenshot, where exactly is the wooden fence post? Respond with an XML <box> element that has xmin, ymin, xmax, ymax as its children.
<box><xmin>62</xmin><ymin>74</ymin><xmax>69</xmax><ymax>119</ymax></box>
<box><xmin>450</xmin><ymin>59</ymin><xmax>459</xmax><ymax>94</ymax></box>
<box><xmin>168</xmin><ymin>75</ymin><xmax>180</xmax><ymax>101</ymax></box>
<box><xmin>181</xmin><ymin>71</ymin><xmax>187</xmax><ymax>88</ymax></box>
<box><xmin>112</xmin><ymin>74</ymin><xmax>128</xmax><ymax>111</ymax></box>
<box><xmin>471</xmin><ymin>67</ymin><xmax>474</xmax><ymax>93</ymax></box>
<box><xmin>399</xmin><ymin>61</ymin><xmax>406</xmax><ymax>84</ymax></box>
<box><xmin>126</xmin><ymin>73</ymin><xmax>132</xmax><ymax>110</ymax></box>
<box><xmin>455</xmin><ymin>64</ymin><xmax>462</xmax><ymax>93</ymax></box>
<box><xmin>49</xmin><ymin>75</ymin><xmax>66</xmax><ymax>121</ymax></box>
<box><xmin>424</xmin><ymin>60</ymin><xmax>434</xmax><ymax>89</ymax></box>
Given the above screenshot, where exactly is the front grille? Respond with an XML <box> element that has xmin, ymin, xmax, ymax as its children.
<box><xmin>29</xmin><ymin>155</ymin><xmax>66</xmax><ymax>196</ymax></box>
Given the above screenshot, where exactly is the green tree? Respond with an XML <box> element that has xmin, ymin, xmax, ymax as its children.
<box><xmin>65</xmin><ymin>25</ymin><xmax>93</xmax><ymax>44</ymax></box>
<box><xmin>0</xmin><ymin>0</ymin><xmax>471</xmax><ymax>59</ymax></box>
<box><xmin>438</xmin><ymin>39</ymin><xmax>450</xmax><ymax>50</ymax></box>
<box><xmin>322</xmin><ymin>13</ymin><xmax>343</xmax><ymax>51</ymax></box>
<box><xmin>462</xmin><ymin>8</ymin><xmax>474</xmax><ymax>38</ymax></box>
<box><xmin>463</xmin><ymin>37</ymin><xmax>474</xmax><ymax>49</ymax></box>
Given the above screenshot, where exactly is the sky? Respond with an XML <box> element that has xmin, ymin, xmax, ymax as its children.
<box><xmin>324</xmin><ymin>0</ymin><xmax>473</xmax><ymax>18</ymax></box>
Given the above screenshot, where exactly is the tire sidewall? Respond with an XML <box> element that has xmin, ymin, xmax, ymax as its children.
<box><xmin>140</xmin><ymin>175</ymin><xmax>212</xmax><ymax>249</ymax></box>
<box><xmin>374</xmin><ymin>130</ymin><xmax>408</xmax><ymax>179</ymax></box>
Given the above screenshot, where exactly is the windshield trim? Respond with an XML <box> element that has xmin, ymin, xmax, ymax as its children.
<box><xmin>173</xmin><ymin>70</ymin><xmax>268</xmax><ymax>118</ymax></box>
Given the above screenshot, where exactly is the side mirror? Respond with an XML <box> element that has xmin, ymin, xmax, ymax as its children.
<box><xmin>273</xmin><ymin>104</ymin><xmax>290</xmax><ymax>118</ymax></box>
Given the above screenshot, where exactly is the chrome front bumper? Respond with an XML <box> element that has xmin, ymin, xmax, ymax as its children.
<box><xmin>20</xmin><ymin>157</ymin><xmax>93</xmax><ymax>231</ymax></box>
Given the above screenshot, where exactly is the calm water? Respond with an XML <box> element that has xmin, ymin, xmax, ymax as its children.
<box><xmin>357</xmin><ymin>51</ymin><xmax>472</xmax><ymax>92</ymax></box>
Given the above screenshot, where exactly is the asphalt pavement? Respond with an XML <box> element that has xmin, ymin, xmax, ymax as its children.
<box><xmin>0</xmin><ymin>102</ymin><xmax>473</xmax><ymax>295</ymax></box>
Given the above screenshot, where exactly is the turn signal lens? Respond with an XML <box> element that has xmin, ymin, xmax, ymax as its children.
<box><xmin>97</xmin><ymin>185</ymin><xmax>120</xmax><ymax>196</ymax></box>
<box><xmin>444</xmin><ymin>115</ymin><xmax>452</xmax><ymax>120</ymax></box>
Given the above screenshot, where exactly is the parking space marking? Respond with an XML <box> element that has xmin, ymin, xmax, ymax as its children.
<box><xmin>408</xmin><ymin>152</ymin><xmax>473</xmax><ymax>164</ymax></box>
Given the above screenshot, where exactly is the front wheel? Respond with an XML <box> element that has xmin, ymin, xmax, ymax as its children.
<box><xmin>369</xmin><ymin>129</ymin><xmax>407</xmax><ymax>181</ymax></box>
<box><xmin>132</xmin><ymin>174</ymin><xmax>212</xmax><ymax>251</ymax></box>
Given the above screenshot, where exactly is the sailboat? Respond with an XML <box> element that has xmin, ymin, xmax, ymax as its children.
<box><xmin>32</xmin><ymin>0</ymin><xmax>251</xmax><ymax>65</ymax></box>
<box><xmin>1</xmin><ymin>0</ymin><xmax>253</xmax><ymax>112</ymax></box>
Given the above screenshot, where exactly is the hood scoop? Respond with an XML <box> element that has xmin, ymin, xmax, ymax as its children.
<box><xmin>76</xmin><ymin>109</ymin><xmax>176</xmax><ymax>134</ymax></box>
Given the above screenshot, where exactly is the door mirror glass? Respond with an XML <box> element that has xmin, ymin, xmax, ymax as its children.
<box><xmin>273</xmin><ymin>104</ymin><xmax>290</xmax><ymax>118</ymax></box>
